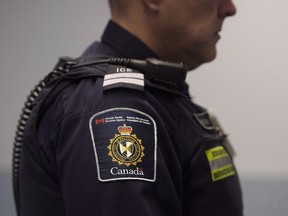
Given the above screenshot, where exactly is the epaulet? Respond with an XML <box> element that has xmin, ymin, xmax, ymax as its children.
<box><xmin>103</xmin><ymin>64</ymin><xmax>144</xmax><ymax>92</ymax></box>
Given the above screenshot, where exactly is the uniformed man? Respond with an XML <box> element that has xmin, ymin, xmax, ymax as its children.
<box><xmin>18</xmin><ymin>0</ymin><xmax>243</xmax><ymax>215</ymax></box>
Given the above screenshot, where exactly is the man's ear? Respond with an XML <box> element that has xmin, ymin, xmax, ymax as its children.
<box><xmin>141</xmin><ymin>0</ymin><xmax>162</xmax><ymax>12</ymax></box>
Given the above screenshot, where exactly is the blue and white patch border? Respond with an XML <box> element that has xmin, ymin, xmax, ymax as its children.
<box><xmin>89</xmin><ymin>107</ymin><xmax>157</xmax><ymax>182</ymax></box>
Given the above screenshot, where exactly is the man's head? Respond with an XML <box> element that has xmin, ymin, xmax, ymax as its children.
<box><xmin>108</xmin><ymin>0</ymin><xmax>236</xmax><ymax>69</ymax></box>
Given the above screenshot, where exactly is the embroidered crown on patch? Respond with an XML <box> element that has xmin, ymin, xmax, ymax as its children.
<box><xmin>118</xmin><ymin>124</ymin><xmax>132</xmax><ymax>135</ymax></box>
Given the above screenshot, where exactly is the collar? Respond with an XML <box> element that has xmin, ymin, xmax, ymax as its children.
<box><xmin>101</xmin><ymin>20</ymin><xmax>158</xmax><ymax>59</ymax></box>
<box><xmin>82</xmin><ymin>20</ymin><xmax>189</xmax><ymax>95</ymax></box>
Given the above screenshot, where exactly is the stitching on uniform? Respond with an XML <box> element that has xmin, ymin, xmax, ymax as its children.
<box><xmin>89</xmin><ymin>107</ymin><xmax>157</xmax><ymax>182</ymax></box>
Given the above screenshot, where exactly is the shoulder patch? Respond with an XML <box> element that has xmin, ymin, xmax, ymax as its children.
<box><xmin>89</xmin><ymin>108</ymin><xmax>157</xmax><ymax>182</ymax></box>
<box><xmin>205</xmin><ymin>146</ymin><xmax>236</xmax><ymax>182</ymax></box>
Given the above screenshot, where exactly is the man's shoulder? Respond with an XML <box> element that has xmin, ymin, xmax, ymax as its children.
<box><xmin>42</xmin><ymin>61</ymin><xmax>146</xmax><ymax>118</ymax></box>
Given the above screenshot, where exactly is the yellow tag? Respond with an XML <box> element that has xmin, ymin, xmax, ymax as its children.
<box><xmin>205</xmin><ymin>146</ymin><xmax>236</xmax><ymax>182</ymax></box>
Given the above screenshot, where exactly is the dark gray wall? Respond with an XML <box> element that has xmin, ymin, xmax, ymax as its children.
<box><xmin>1</xmin><ymin>0</ymin><xmax>288</xmax><ymax>215</ymax></box>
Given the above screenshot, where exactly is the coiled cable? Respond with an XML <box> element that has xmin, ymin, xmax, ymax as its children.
<box><xmin>12</xmin><ymin>57</ymin><xmax>186</xmax><ymax>215</ymax></box>
<box><xmin>12</xmin><ymin>58</ymin><xmax>76</xmax><ymax>216</ymax></box>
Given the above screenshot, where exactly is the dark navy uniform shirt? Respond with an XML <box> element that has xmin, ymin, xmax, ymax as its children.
<box><xmin>20</xmin><ymin>21</ymin><xmax>243</xmax><ymax>216</ymax></box>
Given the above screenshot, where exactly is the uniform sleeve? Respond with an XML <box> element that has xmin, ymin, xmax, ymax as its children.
<box><xmin>144</xmin><ymin>93</ymin><xmax>243</xmax><ymax>216</ymax></box>
<box><xmin>47</xmin><ymin>89</ymin><xmax>184</xmax><ymax>216</ymax></box>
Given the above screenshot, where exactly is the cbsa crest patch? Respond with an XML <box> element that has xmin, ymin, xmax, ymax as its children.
<box><xmin>108</xmin><ymin>124</ymin><xmax>145</xmax><ymax>167</ymax></box>
<box><xmin>89</xmin><ymin>108</ymin><xmax>157</xmax><ymax>182</ymax></box>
